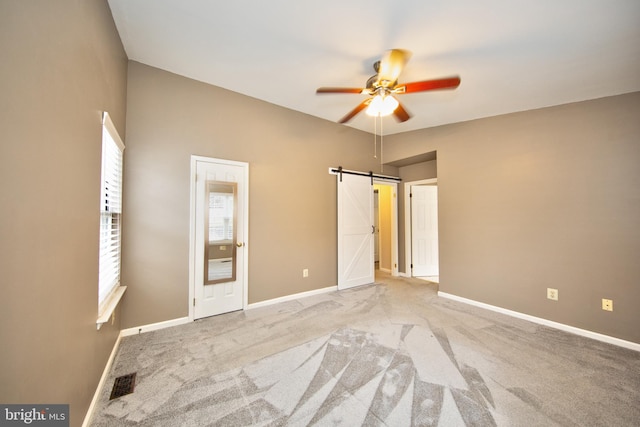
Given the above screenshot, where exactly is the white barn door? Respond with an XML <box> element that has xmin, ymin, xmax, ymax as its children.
<box><xmin>338</xmin><ymin>173</ymin><xmax>375</xmax><ymax>290</ymax></box>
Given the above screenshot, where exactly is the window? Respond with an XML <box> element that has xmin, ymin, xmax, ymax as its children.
<box><xmin>98</xmin><ymin>112</ymin><xmax>124</xmax><ymax>310</ymax></box>
<box><xmin>208</xmin><ymin>189</ymin><xmax>235</xmax><ymax>242</ymax></box>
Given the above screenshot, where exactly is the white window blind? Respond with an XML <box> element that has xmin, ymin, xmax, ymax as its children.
<box><xmin>99</xmin><ymin>112</ymin><xmax>125</xmax><ymax>308</ymax></box>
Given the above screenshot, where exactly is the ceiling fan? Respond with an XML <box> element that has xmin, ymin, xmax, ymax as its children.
<box><xmin>316</xmin><ymin>49</ymin><xmax>461</xmax><ymax>124</ymax></box>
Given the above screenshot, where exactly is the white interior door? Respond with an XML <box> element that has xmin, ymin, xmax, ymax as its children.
<box><xmin>191</xmin><ymin>157</ymin><xmax>248</xmax><ymax>319</ymax></box>
<box><xmin>338</xmin><ymin>173</ymin><xmax>374</xmax><ymax>290</ymax></box>
<box><xmin>411</xmin><ymin>185</ymin><xmax>439</xmax><ymax>277</ymax></box>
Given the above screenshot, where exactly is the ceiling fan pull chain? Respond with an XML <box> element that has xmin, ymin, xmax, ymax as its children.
<box><xmin>380</xmin><ymin>118</ymin><xmax>384</xmax><ymax>173</ymax></box>
<box><xmin>373</xmin><ymin>115</ymin><xmax>378</xmax><ymax>159</ymax></box>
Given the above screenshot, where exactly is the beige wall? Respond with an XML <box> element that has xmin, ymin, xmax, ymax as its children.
<box><xmin>3</xmin><ymin>3</ymin><xmax>637</xmax><ymax>425</ymax></box>
<box><xmin>0</xmin><ymin>1</ymin><xmax>128</xmax><ymax>425</ymax></box>
<box><xmin>385</xmin><ymin>93</ymin><xmax>640</xmax><ymax>343</ymax></box>
<box><xmin>121</xmin><ymin>62</ymin><xmax>396</xmax><ymax>328</ymax></box>
<box><xmin>399</xmin><ymin>159</ymin><xmax>438</xmax><ymax>183</ymax></box>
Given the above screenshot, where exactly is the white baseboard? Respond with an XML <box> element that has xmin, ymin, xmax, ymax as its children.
<box><xmin>438</xmin><ymin>291</ymin><xmax>640</xmax><ymax>352</ymax></box>
<box><xmin>82</xmin><ymin>333</ymin><xmax>122</xmax><ymax>427</ymax></box>
<box><xmin>120</xmin><ymin>316</ymin><xmax>191</xmax><ymax>337</ymax></box>
<box><xmin>246</xmin><ymin>285</ymin><xmax>337</xmax><ymax>310</ymax></box>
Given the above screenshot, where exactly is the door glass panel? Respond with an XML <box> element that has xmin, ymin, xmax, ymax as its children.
<box><xmin>204</xmin><ymin>181</ymin><xmax>237</xmax><ymax>285</ymax></box>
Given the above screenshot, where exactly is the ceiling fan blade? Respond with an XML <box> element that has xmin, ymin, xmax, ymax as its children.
<box><xmin>393</xmin><ymin>102</ymin><xmax>411</xmax><ymax>122</ymax></box>
<box><xmin>377</xmin><ymin>49</ymin><xmax>411</xmax><ymax>87</ymax></box>
<box><xmin>338</xmin><ymin>99</ymin><xmax>371</xmax><ymax>123</ymax></box>
<box><xmin>395</xmin><ymin>76</ymin><xmax>461</xmax><ymax>94</ymax></box>
<box><xmin>316</xmin><ymin>87</ymin><xmax>365</xmax><ymax>94</ymax></box>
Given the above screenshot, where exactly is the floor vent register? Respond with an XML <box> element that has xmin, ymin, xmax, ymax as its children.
<box><xmin>110</xmin><ymin>373</ymin><xmax>136</xmax><ymax>400</ymax></box>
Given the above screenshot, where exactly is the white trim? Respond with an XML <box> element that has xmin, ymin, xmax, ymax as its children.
<box><xmin>101</xmin><ymin>112</ymin><xmax>124</xmax><ymax>151</ymax></box>
<box><xmin>96</xmin><ymin>286</ymin><xmax>127</xmax><ymax>330</ymax></box>
<box><xmin>120</xmin><ymin>317</ymin><xmax>191</xmax><ymax>337</ymax></box>
<box><xmin>81</xmin><ymin>333</ymin><xmax>122</xmax><ymax>427</ymax></box>
<box><xmin>188</xmin><ymin>156</ymin><xmax>197</xmax><ymax>321</ymax></box>
<box><xmin>373</xmin><ymin>179</ymin><xmax>399</xmax><ymax>277</ymax></box>
<box><xmin>246</xmin><ymin>286</ymin><xmax>337</xmax><ymax>310</ymax></box>
<box><xmin>98</xmin><ymin>112</ymin><xmax>125</xmax><ymax>309</ymax></box>
<box><xmin>438</xmin><ymin>291</ymin><xmax>640</xmax><ymax>352</ymax></box>
<box><xmin>404</xmin><ymin>178</ymin><xmax>437</xmax><ymax>277</ymax></box>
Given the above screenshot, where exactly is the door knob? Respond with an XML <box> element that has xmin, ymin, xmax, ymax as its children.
<box><xmin>236</xmin><ymin>242</ymin><xmax>243</xmax><ymax>247</ymax></box>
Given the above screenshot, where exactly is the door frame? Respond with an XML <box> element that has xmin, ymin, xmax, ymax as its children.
<box><xmin>188</xmin><ymin>155</ymin><xmax>249</xmax><ymax>321</ymax></box>
<box><xmin>404</xmin><ymin>178</ymin><xmax>437</xmax><ymax>277</ymax></box>
<box><xmin>373</xmin><ymin>180</ymin><xmax>399</xmax><ymax>277</ymax></box>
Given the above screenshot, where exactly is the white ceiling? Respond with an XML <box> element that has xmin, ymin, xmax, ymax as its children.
<box><xmin>107</xmin><ymin>0</ymin><xmax>640</xmax><ymax>135</ymax></box>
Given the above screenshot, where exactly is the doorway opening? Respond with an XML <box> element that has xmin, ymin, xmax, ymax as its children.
<box><xmin>373</xmin><ymin>183</ymin><xmax>396</xmax><ymax>277</ymax></box>
<box><xmin>404</xmin><ymin>178</ymin><xmax>439</xmax><ymax>283</ymax></box>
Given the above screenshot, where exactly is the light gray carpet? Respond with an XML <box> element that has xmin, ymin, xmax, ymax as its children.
<box><xmin>90</xmin><ymin>274</ymin><xmax>640</xmax><ymax>426</ymax></box>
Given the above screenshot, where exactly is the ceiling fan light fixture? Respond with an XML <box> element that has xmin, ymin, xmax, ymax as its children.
<box><xmin>316</xmin><ymin>49</ymin><xmax>459</xmax><ymax>124</ymax></box>
<box><xmin>366</xmin><ymin>94</ymin><xmax>399</xmax><ymax>117</ymax></box>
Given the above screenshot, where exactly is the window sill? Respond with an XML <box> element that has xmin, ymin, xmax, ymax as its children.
<box><xmin>96</xmin><ymin>286</ymin><xmax>127</xmax><ymax>330</ymax></box>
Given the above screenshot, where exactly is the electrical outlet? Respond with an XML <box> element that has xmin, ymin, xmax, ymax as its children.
<box><xmin>547</xmin><ymin>288</ymin><xmax>558</xmax><ymax>301</ymax></box>
<box><xmin>602</xmin><ymin>298</ymin><xmax>613</xmax><ymax>311</ymax></box>
<box><xmin>303</xmin><ymin>269</ymin><xmax>309</xmax><ymax>278</ymax></box>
